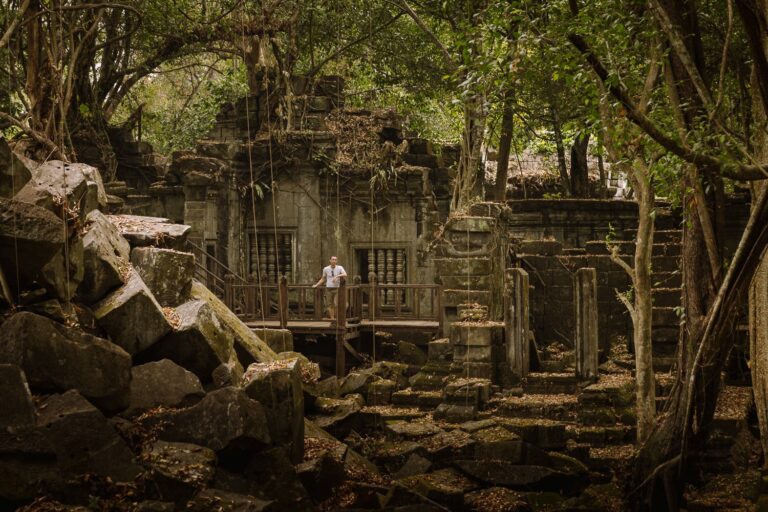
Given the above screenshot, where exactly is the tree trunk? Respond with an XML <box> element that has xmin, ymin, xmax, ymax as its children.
<box><xmin>452</xmin><ymin>95</ymin><xmax>486</xmax><ymax>210</ymax></box>
<box><xmin>747</xmin><ymin>0</ymin><xmax>768</xmax><ymax>468</ymax></box>
<box><xmin>569</xmin><ymin>132</ymin><xmax>591</xmax><ymax>197</ymax></box>
<box><xmin>550</xmin><ymin>103</ymin><xmax>570</xmax><ymax>196</ymax></box>
<box><xmin>631</xmin><ymin>162</ymin><xmax>657</xmax><ymax>443</ymax></box>
<box><xmin>493</xmin><ymin>89</ymin><xmax>515</xmax><ymax>202</ymax></box>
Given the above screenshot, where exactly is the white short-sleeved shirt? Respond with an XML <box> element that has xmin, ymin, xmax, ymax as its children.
<box><xmin>323</xmin><ymin>265</ymin><xmax>345</xmax><ymax>288</ymax></box>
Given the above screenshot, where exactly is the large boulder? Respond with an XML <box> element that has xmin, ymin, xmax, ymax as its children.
<box><xmin>140</xmin><ymin>299</ymin><xmax>239</xmax><ymax>382</ymax></box>
<box><xmin>14</xmin><ymin>160</ymin><xmax>106</xmax><ymax>217</ymax></box>
<box><xmin>37</xmin><ymin>390</ymin><xmax>141</xmax><ymax>482</ymax></box>
<box><xmin>78</xmin><ymin>210</ymin><xmax>131</xmax><ymax>304</ymax></box>
<box><xmin>0</xmin><ymin>426</ymin><xmax>58</xmax><ymax>504</ymax></box>
<box><xmin>0</xmin><ymin>312</ymin><xmax>131</xmax><ymax>411</ymax></box>
<box><xmin>0</xmin><ymin>198</ymin><xmax>64</xmax><ymax>282</ymax></box>
<box><xmin>0</xmin><ymin>138</ymin><xmax>32</xmax><ymax>198</ymax></box>
<box><xmin>107</xmin><ymin>214</ymin><xmax>191</xmax><ymax>250</ymax></box>
<box><xmin>143</xmin><ymin>387</ymin><xmax>271</xmax><ymax>454</ymax></box>
<box><xmin>38</xmin><ymin>235</ymin><xmax>84</xmax><ymax>301</ymax></box>
<box><xmin>130</xmin><ymin>247</ymin><xmax>194</xmax><ymax>307</ymax></box>
<box><xmin>0</xmin><ymin>364</ymin><xmax>36</xmax><ymax>429</ymax></box>
<box><xmin>93</xmin><ymin>270</ymin><xmax>172</xmax><ymax>355</ymax></box>
<box><xmin>190</xmin><ymin>280</ymin><xmax>277</xmax><ymax>363</ymax></box>
<box><xmin>125</xmin><ymin>359</ymin><xmax>205</xmax><ymax>416</ymax></box>
<box><xmin>243</xmin><ymin>360</ymin><xmax>304</xmax><ymax>463</ymax></box>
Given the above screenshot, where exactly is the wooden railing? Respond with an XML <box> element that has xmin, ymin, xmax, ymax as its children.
<box><xmin>186</xmin><ymin>239</ymin><xmax>245</xmax><ymax>298</ymax></box>
<box><xmin>223</xmin><ymin>273</ymin><xmax>443</xmax><ymax>331</ymax></box>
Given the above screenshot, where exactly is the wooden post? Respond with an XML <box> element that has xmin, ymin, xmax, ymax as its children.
<box><xmin>575</xmin><ymin>268</ymin><xmax>599</xmax><ymax>380</ymax></box>
<box><xmin>278</xmin><ymin>274</ymin><xmax>288</xmax><ymax>329</ymax></box>
<box><xmin>505</xmin><ymin>268</ymin><xmax>530</xmax><ymax>382</ymax></box>
<box><xmin>336</xmin><ymin>277</ymin><xmax>347</xmax><ymax>377</ymax></box>
<box><xmin>314</xmin><ymin>285</ymin><xmax>323</xmax><ymax>320</ymax></box>
<box><xmin>368</xmin><ymin>272</ymin><xmax>378</xmax><ymax>322</ymax></box>
<box><xmin>224</xmin><ymin>274</ymin><xmax>235</xmax><ymax>311</ymax></box>
<box><xmin>437</xmin><ymin>285</ymin><xmax>444</xmax><ymax>337</ymax></box>
<box><xmin>353</xmin><ymin>275</ymin><xmax>362</xmax><ymax>319</ymax></box>
<box><xmin>246</xmin><ymin>274</ymin><xmax>256</xmax><ymax>320</ymax></box>
<box><xmin>260</xmin><ymin>272</ymin><xmax>270</xmax><ymax>318</ymax></box>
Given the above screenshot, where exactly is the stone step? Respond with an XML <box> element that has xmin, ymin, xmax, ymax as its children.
<box><xmin>586</xmin><ymin>444</ymin><xmax>636</xmax><ymax>473</ymax></box>
<box><xmin>578</xmin><ymin>405</ymin><xmax>636</xmax><ymax>426</ymax></box>
<box><xmin>567</xmin><ymin>425</ymin><xmax>636</xmax><ymax>445</ymax></box>
<box><xmin>652</xmin><ymin>271</ymin><xmax>682</xmax><ymax>288</ymax></box>
<box><xmin>652</xmin><ymin>287</ymin><xmax>682</xmax><ymax>308</ymax></box>
<box><xmin>391</xmin><ymin>389</ymin><xmax>444</xmax><ymax>408</ymax></box>
<box><xmin>652</xmin><ymin>255</ymin><xmax>682</xmax><ymax>273</ymax></box>
<box><xmin>490</xmin><ymin>393</ymin><xmax>579</xmax><ymax>421</ymax></box>
<box><xmin>494</xmin><ymin>417</ymin><xmax>569</xmax><ymax>451</ymax></box>
<box><xmin>653</xmin><ymin>356</ymin><xmax>676</xmax><ymax>372</ymax></box>
<box><xmin>653</xmin><ymin>326</ymin><xmax>680</xmax><ymax>345</ymax></box>
<box><xmin>443</xmin><ymin>289</ymin><xmax>491</xmax><ymax>307</ymax></box>
<box><xmin>578</xmin><ymin>374</ymin><xmax>635</xmax><ymax>408</ymax></box>
<box><xmin>652</xmin><ymin>307</ymin><xmax>681</xmax><ymax>327</ymax></box>
<box><xmin>585</xmin><ymin>241</ymin><xmax>681</xmax><ymax>257</ymax></box>
<box><xmin>434</xmin><ymin>257</ymin><xmax>492</xmax><ymax>277</ymax></box>
<box><xmin>524</xmin><ymin>372</ymin><xmax>585</xmax><ymax>395</ymax></box>
<box><xmin>624</xmin><ymin>229</ymin><xmax>682</xmax><ymax>243</ymax></box>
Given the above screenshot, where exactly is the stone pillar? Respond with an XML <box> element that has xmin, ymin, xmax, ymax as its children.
<box><xmin>504</xmin><ymin>268</ymin><xmax>530</xmax><ymax>382</ymax></box>
<box><xmin>575</xmin><ymin>268</ymin><xmax>598</xmax><ymax>379</ymax></box>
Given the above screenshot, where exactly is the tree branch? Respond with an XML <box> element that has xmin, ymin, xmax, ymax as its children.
<box><xmin>567</xmin><ymin>32</ymin><xmax>768</xmax><ymax>181</ymax></box>
<box><xmin>307</xmin><ymin>12</ymin><xmax>405</xmax><ymax>78</ymax></box>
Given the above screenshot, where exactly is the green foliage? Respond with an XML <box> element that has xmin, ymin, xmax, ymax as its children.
<box><xmin>114</xmin><ymin>61</ymin><xmax>248</xmax><ymax>154</ymax></box>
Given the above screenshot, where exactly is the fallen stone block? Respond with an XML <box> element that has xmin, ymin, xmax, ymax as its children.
<box><xmin>275</xmin><ymin>351</ymin><xmax>321</xmax><ymax>384</ymax></box>
<box><xmin>144</xmin><ymin>441</ymin><xmax>216</xmax><ymax>505</ymax></box>
<box><xmin>367</xmin><ymin>378</ymin><xmax>396</xmax><ymax>405</ymax></box>
<box><xmin>0</xmin><ymin>427</ymin><xmax>58</xmax><ymax>503</ymax></box>
<box><xmin>190</xmin><ymin>280</ymin><xmax>277</xmax><ymax>364</ymax></box>
<box><xmin>398</xmin><ymin>468</ymin><xmax>479</xmax><ymax>510</ymax></box>
<box><xmin>253</xmin><ymin>328</ymin><xmax>294</xmax><ymax>353</ymax></box>
<box><xmin>472</xmin><ymin>426</ymin><xmax>524</xmax><ymax>463</ymax></box>
<box><xmin>14</xmin><ymin>160</ymin><xmax>106</xmax><ymax>217</ymax></box>
<box><xmin>93</xmin><ymin>270</ymin><xmax>172</xmax><ymax>355</ymax></box>
<box><xmin>394</xmin><ymin>453</ymin><xmax>433</xmax><ymax>479</ymax></box>
<box><xmin>339</xmin><ymin>369</ymin><xmax>379</xmax><ymax>396</ymax></box>
<box><xmin>243</xmin><ymin>359</ymin><xmax>304</xmax><ymax>463</ymax></box>
<box><xmin>139</xmin><ymin>299</ymin><xmax>238</xmax><ymax>382</ymax></box>
<box><xmin>433</xmin><ymin>403</ymin><xmax>477</xmax><ymax>423</ymax></box>
<box><xmin>397</xmin><ymin>341</ymin><xmax>427</xmax><ymax>366</ymax></box>
<box><xmin>39</xmin><ymin>235</ymin><xmax>84</xmax><ymax>301</ymax></box>
<box><xmin>107</xmin><ymin>214</ymin><xmax>191</xmax><ymax>250</ymax></box>
<box><xmin>465</xmin><ymin>487</ymin><xmax>531</xmax><ymax>512</ymax></box>
<box><xmin>37</xmin><ymin>390</ymin><xmax>141</xmax><ymax>482</ymax></box>
<box><xmin>296</xmin><ymin>450</ymin><xmax>345</xmax><ymax>501</ymax></box>
<box><xmin>78</xmin><ymin>209</ymin><xmax>131</xmax><ymax>304</ymax></box>
<box><xmin>0</xmin><ymin>364</ymin><xmax>36</xmax><ymax>429</ymax></box>
<box><xmin>307</xmin><ymin>395</ymin><xmax>364</xmax><ymax>438</ymax></box>
<box><xmin>131</xmin><ymin>247</ymin><xmax>194</xmax><ymax>307</ymax></box>
<box><xmin>126</xmin><ymin>359</ymin><xmax>205</xmax><ymax>416</ymax></box>
<box><xmin>454</xmin><ymin>461</ymin><xmax>586</xmax><ymax>495</ymax></box>
<box><xmin>0</xmin><ymin>198</ymin><xmax>64</xmax><ymax>282</ymax></box>
<box><xmin>386</xmin><ymin>420</ymin><xmax>443</xmax><ymax>439</ymax></box>
<box><xmin>0</xmin><ymin>312</ymin><xmax>131</xmax><ymax>411</ymax></box>
<box><xmin>242</xmin><ymin>446</ymin><xmax>311</xmax><ymax>509</ymax></box>
<box><xmin>143</xmin><ymin>387</ymin><xmax>271</xmax><ymax>454</ymax></box>
<box><xmin>185</xmin><ymin>489</ymin><xmax>273</xmax><ymax>512</ymax></box>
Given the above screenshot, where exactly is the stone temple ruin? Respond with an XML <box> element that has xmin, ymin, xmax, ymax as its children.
<box><xmin>0</xmin><ymin>77</ymin><xmax>761</xmax><ymax>511</ymax></box>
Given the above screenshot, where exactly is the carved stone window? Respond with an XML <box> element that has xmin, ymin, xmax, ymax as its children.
<box><xmin>250</xmin><ymin>232</ymin><xmax>294</xmax><ymax>283</ymax></box>
<box><xmin>356</xmin><ymin>248</ymin><xmax>407</xmax><ymax>305</ymax></box>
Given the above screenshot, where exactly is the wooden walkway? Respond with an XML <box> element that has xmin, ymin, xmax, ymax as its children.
<box><xmin>245</xmin><ymin>318</ymin><xmax>440</xmax><ymax>338</ymax></box>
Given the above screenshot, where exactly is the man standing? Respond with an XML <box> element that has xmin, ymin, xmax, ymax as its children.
<box><xmin>313</xmin><ymin>256</ymin><xmax>347</xmax><ymax>320</ymax></box>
